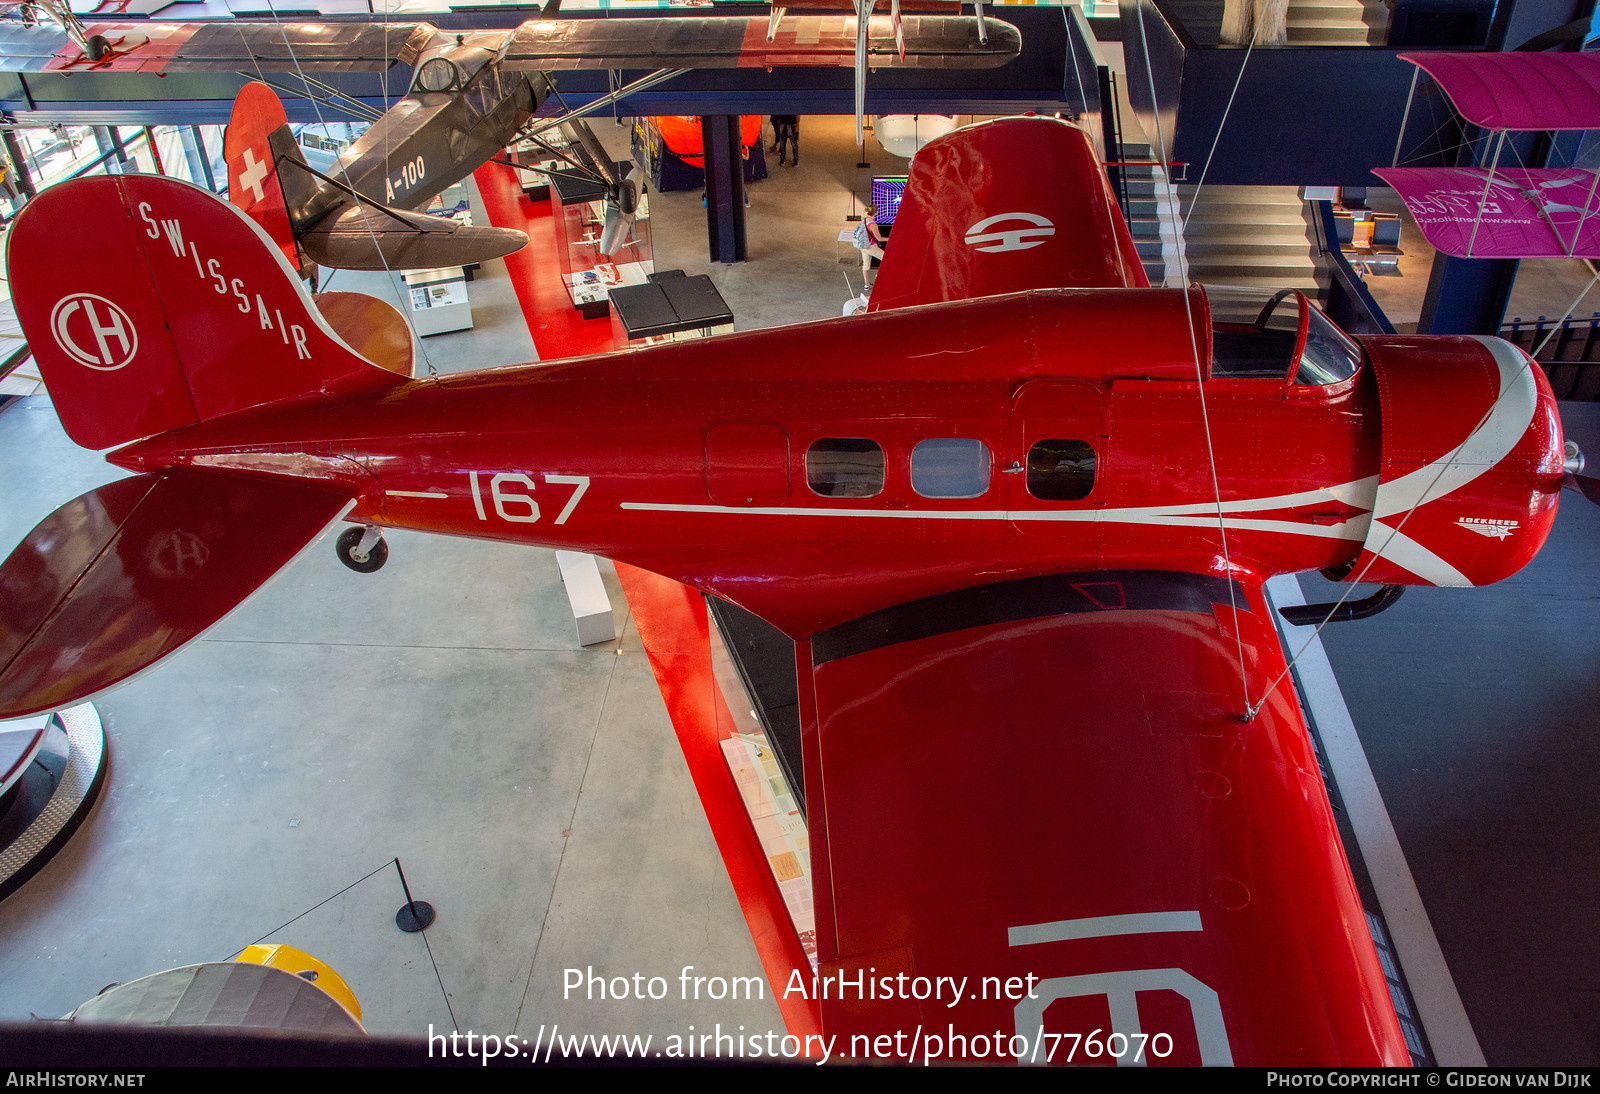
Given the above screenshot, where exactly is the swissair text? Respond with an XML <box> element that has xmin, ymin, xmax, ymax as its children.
<box><xmin>136</xmin><ymin>201</ymin><xmax>311</xmax><ymax>360</ymax></box>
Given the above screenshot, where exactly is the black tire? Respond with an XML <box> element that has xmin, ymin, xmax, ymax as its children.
<box><xmin>335</xmin><ymin>527</ymin><xmax>388</xmax><ymax>573</ymax></box>
<box><xmin>617</xmin><ymin>179</ymin><xmax>638</xmax><ymax>216</ymax></box>
<box><xmin>86</xmin><ymin>35</ymin><xmax>111</xmax><ymax>62</ymax></box>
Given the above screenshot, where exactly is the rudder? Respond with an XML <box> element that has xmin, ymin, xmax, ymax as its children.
<box><xmin>224</xmin><ymin>81</ymin><xmax>304</xmax><ymax>274</ymax></box>
<box><xmin>6</xmin><ymin>172</ymin><xmax>400</xmax><ymax>450</ymax></box>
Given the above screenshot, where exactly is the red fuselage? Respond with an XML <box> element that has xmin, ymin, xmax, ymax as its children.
<box><xmin>113</xmin><ymin>287</ymin><xmax>1562</xmax><ymax>638</ymax></box>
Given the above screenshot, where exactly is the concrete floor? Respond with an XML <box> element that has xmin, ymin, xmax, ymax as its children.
<box><xmin>3</xmin><ymin>114</ymin><xmax>1600</xmax><ymax>1064</ymax></box>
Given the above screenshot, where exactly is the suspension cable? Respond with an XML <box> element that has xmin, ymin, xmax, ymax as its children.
<box><xmin>1135</xmin><ymin>2</ymin><xmax>1252</xmax><ymax>716</ymax></box>
<box><xmin>1245</xmin><ymin>294</ymin><xmax>1584</xmax><ymax>718</ymax></box>
<box><xmin>258</xmin><ymin>7</ymin><xmax>439</xmax><ymax>377</ymax></box>
<box><xmin>1182</xmin><ymin>18</ymin><xmax>1261</xmax><ymax>235</ymax></box>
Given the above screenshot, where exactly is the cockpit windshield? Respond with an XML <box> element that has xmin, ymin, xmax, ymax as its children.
<box><xmin>1296</xmin><ymin>305</ymin><xmax>1362</xmax><ymax>385</ymax></box>
<box><xmin>1205</xmin><ymin>286</ymin><xmax>1361</xmax><ymax>386</ymax></box>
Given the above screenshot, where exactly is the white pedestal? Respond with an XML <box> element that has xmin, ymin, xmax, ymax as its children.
<box><xmin>555</xmin><ymin>551</ymin><xmax>616</xmax><ymax>646</ymax></box>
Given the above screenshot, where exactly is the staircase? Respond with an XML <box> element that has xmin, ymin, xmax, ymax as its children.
<box><xmin>1286</xmin><ymin>0</ymin><xmax>1387</xmax><ymax>45</ymax></box>
<box><xmin>1167</xmin><ymin>184</ymin><xmax>1324</xmax><ymax>300</ymax></box>
<box><xmin>1119</xmin><ymin>140</ymin><xmax>1184</xmax><ymax>284</ymax></box>
<box><xmin>1151</xmin><ymin>0</ymin><xmax>1386</xmax><ymax>46</ymax></box>
<box><xmin>1120</xmin><ymin>152</ymin><xmax>1324</xmax><ymax>314</ymax></box>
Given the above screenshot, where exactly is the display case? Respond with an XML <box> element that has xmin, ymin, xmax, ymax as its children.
<box><xmin>508</xmin><ymin>128</ymin><xmax>575</xmax><ymax>201</ymax></box>
<box><xmin>609</xmin><ymin>271</ymin><xmax>734</xmax><ymax>348</ymax></box>
<box><xmin>549</xmin><ymin>162</ymin><xmax>653</xmax><ymax>318</ymax></box>
<box><xmin>403</xmin><ymin>267</ymin><xmax>473</xmax><ymax>336</ymax></box>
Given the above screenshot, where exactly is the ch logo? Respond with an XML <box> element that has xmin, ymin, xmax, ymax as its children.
<box><xmin>50</xmin><ymin>293</ymin><xmax>138</xmax><ymax>371</ymax></box>
<box><xmin>146</xmin><ymin>530</ymin><xmax>210</xmax><ymax>578</ymax></box>
<box><xmin>965</xmin><ymin>212</ymin><xmax>1056</xmax><ymax>253</ymax></box>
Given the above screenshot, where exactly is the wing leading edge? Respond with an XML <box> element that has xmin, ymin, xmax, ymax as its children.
<box><xmin>867</xmin><ymin>117</ymin><xmax>1148</xmax><ymax>312</ymax></box>
<box><xmin>0</xmin><ymin>15</ymin><xmax>1018</xmax><ymax>74</ymax></box>
<box><xmin>798</xmin><ymin>570</ymin><xmax>1411</xmax><ymax>1065</ymax></box>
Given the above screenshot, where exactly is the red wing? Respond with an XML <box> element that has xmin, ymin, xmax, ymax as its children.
<box><xmin>0</xmin><ymin>468</ymin><xmax>354</xmax><ymax>719</ymax></box>
<box><xmin>800</xmin><ymin>571</ymin><xmax>1409</xmax><ymax>1064</ymax></box>
<box><xmin>867</xmin><ymin>117</ymin><xmax>1148</xmax><ymax>312</ymax></box>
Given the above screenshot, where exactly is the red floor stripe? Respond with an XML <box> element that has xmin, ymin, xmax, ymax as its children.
<box><xmin>482</xmin><ymin>165</ymin><xmax>819</xmax><ymax>1039</ymax></box>
<box><xmin>473</xmin><ymin>163</ymin><xmax>616</xmax><ymax>361</ymax></box>
<box><xmin>613</xmin><ymin>562</ymin><xmax>823</xmax><ymax>1045</ymax></box>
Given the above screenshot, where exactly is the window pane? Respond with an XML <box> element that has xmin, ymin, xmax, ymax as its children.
<box><xmin>1296</xmin><ymin>306</ymin><xmax>1362</xmax><ymax>385</ymax></box>
<box><xmin>912</xmin><ymin>438</ymin><xmax>990</xmax><ymax>499</ymax></box>
<box><xmin>807</xmin><ymin>438</ymin><xmax>884</xmax><ymax>498</ymax></box>
<box><xmin>1027</xmin><ymin>439</ymin><xmax>1097</xmax><ymax>501</ymax></box>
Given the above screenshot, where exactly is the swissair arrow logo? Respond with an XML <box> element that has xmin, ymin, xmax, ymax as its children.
<box><xmin>965</xmin><ymin>212</ymin><xmax>1056</xmax><ymax>253</ymax></box>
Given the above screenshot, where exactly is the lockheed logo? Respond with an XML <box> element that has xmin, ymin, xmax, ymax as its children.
<box><xmin>50</xmin><ymin>293</ymin><xmax>138</xmax><ymax>371</ymax></box>
<box><xmin>1456</xmin><ymin>517</ymin><xmax>1518</xmax><ymax>540</ymax></box>
<box><xmin>964</xmin><ymin>212</ymin><xmax>1056</xmax><ymax>253</ymax></box>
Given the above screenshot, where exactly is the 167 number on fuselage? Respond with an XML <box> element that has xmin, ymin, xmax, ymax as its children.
<box><xmin>467</xmin><ymin>471</ymin><xmax>589</xmax><ymax>525</ymax></box>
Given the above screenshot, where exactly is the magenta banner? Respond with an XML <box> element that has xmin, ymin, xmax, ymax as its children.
<box><xmin>1375</xmin><ymin>166</ymin><xmax>1600</xmax><ymax>259</ymax></box>
<box><xmin>1399</xmin><ymin>52</ymin><xmax>1600</xmax><ymax>131</ymax></box>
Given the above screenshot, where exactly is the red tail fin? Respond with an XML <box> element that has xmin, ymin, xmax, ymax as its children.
<box><xmin>224</xmin><ymin>81</ymin><xmax>303</xmax><ymax>274</ymax></box>
<box><xmin>6</xmin><ymin>173</ymin><xmax>401</xmax><ymax>450</ymax></box>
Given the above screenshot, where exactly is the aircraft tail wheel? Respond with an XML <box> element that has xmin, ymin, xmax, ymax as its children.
<box><xmin>336</xmin><ymin>526</ymin><xmax>388</xmax><ymax>573</ymax></box>
<box><xmin>618</xmin><ymin>179</ymin><xmax>638</xmax><ymax>216</ymax></box>
<box><xmin>86</xmin><ymin>35</ymin><xmax>111</xmax><ymax>61</ymax></box>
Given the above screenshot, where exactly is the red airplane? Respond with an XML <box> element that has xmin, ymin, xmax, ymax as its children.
<box><xmin>0</xmin><ymin>116</ymin><xmax>1580</xmax><ymax>1064</ymax></box>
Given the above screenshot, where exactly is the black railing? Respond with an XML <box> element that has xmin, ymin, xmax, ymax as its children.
<box><xmin>1312</xmin><ymin>201</ymin><xmax>1397</xmax><ymax>337</ymax></box>
<box><xmin>1501</xmin><ymin>315</ymin><xmax>1600</xmax><ymax>400</ymax></box>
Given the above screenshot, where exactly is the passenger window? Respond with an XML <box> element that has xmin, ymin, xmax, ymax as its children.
<box><xmin>1027</xmin><ymin>439</ymin><xmax>1097</xmax><ymax>501</ymax></box>
<box><xmin>912</xmin><ymin>438</ymin><xmax>990</xmax><ymax>499</ymax></box>
<box><xmin>807</xmin><ymin>438</ymin><xmax>884</xmax><ymax>498</ymax></box>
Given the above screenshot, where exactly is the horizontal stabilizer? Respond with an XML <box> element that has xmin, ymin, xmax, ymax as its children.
<box><xmin>298</xmin><ymin>204</ymin><xmax>528</xmax><ymax>271</ymax></box>
<box><xmin>0</xmin><ymin>469</ymin><xmax>354</xmax><ymax>719</ymax></box>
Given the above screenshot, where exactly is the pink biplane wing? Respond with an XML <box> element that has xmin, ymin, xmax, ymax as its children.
<box><xmin>1376</xmin><ymin>166</ymin><xmax>1600</xmax><ymax>259</ymax></box>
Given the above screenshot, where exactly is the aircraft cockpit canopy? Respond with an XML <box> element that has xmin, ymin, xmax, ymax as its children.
<box><xmin>410</xmin><ymin>39</ymin><xmax>499</xmax><ymax>95</ymax></box>
<box><xmin>412</xmin><ymin>56</ymin><xmax>463</xmax><ymax>93</ymax></box>
<box><xmin>1207</xmin><ymin>287</ymin><xmax>1362</xmax><ymax>387</ymax></box>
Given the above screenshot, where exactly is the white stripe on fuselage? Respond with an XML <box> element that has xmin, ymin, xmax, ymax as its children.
<box><xmin>1359</xmin><ymin>336</ymin><xmax>1539</xmax><ymax>587</ymax></box>
<box><xmin>620</xmin><ymin>477</ymin><xmax>1382</xmax><ymax>542</ymax></box>
<box><xmin>621</xmin><ymin>342</ymin><xmax>1535</xmax><ymax>587</ymax></box>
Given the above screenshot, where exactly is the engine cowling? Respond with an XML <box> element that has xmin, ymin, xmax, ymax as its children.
<box><xmin>1347</xmin><ymin>334</ymin><xmax>1565</xmax><ymax>587</ymax></box>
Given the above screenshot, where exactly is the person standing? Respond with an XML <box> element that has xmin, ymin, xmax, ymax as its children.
<box><xmin>772</xmin><ymin>115</ymin><xmax>800</xmax><ymax>166</ymax></box>
<box><xmin>857</xmin><ymin>203</ymin><xmax>886</xmax><ymax>287</ymax></box>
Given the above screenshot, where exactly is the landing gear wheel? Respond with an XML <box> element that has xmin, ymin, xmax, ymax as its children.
<box><xmin>86</xmin><ymin>35</ymin><xmax>111</xmax><ymax>62</ymax></box>
<box><xmin>336</xmin><ymin>526</ymin><xmax>388</xmax><ymax>573</ymax></box>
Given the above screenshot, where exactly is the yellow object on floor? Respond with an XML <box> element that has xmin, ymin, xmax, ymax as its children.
<box><xmin>236</xmin><ymin>944</ymin><xmax>363</xmax><ymax>1022</ymax></box>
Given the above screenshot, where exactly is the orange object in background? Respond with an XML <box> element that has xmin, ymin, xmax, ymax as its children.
<box><xmin>650</xmin><ymin>115</ymin><xmax>763</xmax><ymax>167</ymax></box>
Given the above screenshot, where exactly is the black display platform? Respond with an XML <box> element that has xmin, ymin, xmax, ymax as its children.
<box><xmin>610</xmin><ymin>273</ymin><xmax>733</xmax><ymax>341</ymax></box>
<box><xmin>547</xmin><ymin>162</ymin><xmax>632</xmax><ymax>206</ymax></box>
